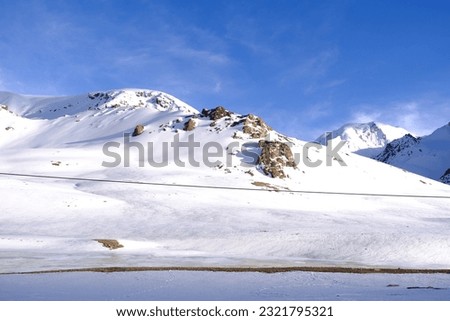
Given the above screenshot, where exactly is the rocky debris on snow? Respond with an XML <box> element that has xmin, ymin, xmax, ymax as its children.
<box><xmin>88</xmin><ymin>92</ymin><xmax>111</xmax><ymax>100</ymax></box>
<box><xmin>245</xmin><ymin>170</ymin><xmax>254</xmax><ymax>176</ymax></box>
<box><xmin>132</xmin><ymin>124</ymin><xmax>145</xmax><ymax>136</ymax></box>
<box><xmin>0</xmin><ymin>104</ymin><xmax>8</xmax><ymax>111</ymax></box>
<box><xmin>51</xmin><ymin>161</ymin><xmax>62</xmax><ymax>166</ymax></box>
<box><xmin>135</xmin><ymin>90</ymin><xmax>152</xmax><ymax>98</ymax></box>
<box><xmin>155</xmin><ymin>95</ymin><xmax>175</xmax><ymax>109</ymax></box>
<box><xmin>5</xmin><ymin>126</ymin><xmax>14</xmax><ymax>131</ymax></box>
<box><xmin>183</xmin><ymin>118</ymin><xmax>197</xmax><ymax>131</ymax></box>
<box><xmin>440</xmin><ymin>168</ymin><xmax>450</xmax><ymax>184</ymax></box>
<box><xmin>95</xmin><ymin>239</ymin><xmax>124</xmax><ymax>250</ymax></box>
<box><xmin>257</xmin><ymin>141</ymin><xmax>296</xmax><ymax>179</ymax></box>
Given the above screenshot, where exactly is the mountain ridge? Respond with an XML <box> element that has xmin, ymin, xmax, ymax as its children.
<box><xmin>376</xmin><ymin>123</ymin><xmax>450</xmax><ymax>184</ymax></box>
<box><xmin>315</xmin><ymin>121</ymin><xmax>411</xmax><ymax>158</ymax></box>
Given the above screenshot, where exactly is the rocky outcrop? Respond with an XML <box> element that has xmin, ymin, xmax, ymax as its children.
<box><xmin>0</xmin><ymin>104</ymin><xmax>8</xmax><ymax>111</ymax></box>
<box><xmin>257</xmin><ymin>141</ymin><xmax>296</xmax><ymax>178</ymax></box>
<box><xmin>242</xmin><ymin>114</ymin><xmax>272</xmax><ymax>139</ymax></box>
<box><xmin>376</xmin><ymin>134</ymin><xmax>420</xmax><ymax>163</ymax></box>
<box><xmin>201</xmin><ymin>106</ymin><xmax>232</xmax><ymax>120</ymax></box>
<box><xmin>132</xmin><ymin>124</ymin><xmax>145</xmax><ymax>136</ymax></box>
<box><xmin>440</xmin><ymin>168</ymin><xmax>450</xmax><ymax>184</ymax></box>
<box><xmin>183</xmin><ymin>118</ymin><xmax>197</xmax><ymax>131</ymax></box>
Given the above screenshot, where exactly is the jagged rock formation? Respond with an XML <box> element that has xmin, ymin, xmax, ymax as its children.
<box><xmin>257</xmin><ymin>141</ymin><xmax>296</xmax><ymax>178</ymax></box>
<box><xmin>376</xmin><ymin>134</ymin><xmax>420</xmax><ymax>163</ymax></box>
<box><xmin>242</xmin><ymin>114</ymin><xmax>272</xmax><ymax>139</ymax></box>
<box><xmin>375</xmin><ymin>124</ymin><xmax>450</xmax><ymax>184</ymax></box>
<box><xmin>201</xmin><ymin>106</ymin><xmax>232</xmax><ymax>120</ymax></box>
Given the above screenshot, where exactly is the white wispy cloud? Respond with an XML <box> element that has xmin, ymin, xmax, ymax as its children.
<box><xmin>351</xmin><ymin>99</ymin><xmax>450</xmax><ymax>136</ymax></box>
<box><xmin>279</xmin><ymin>48</ymin><xmax>340</xmax><ymax>93</ymax></box>
<box><xmin>97</xmin><ymin>8</ymin><xmax>233</xmax><ymax>101</ymax></box>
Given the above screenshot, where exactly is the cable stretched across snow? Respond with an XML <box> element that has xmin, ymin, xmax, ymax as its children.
<box><xmin>0</xmin><ymin>171</ymin><xmax>449</xmax><ymax>199</ymax></box>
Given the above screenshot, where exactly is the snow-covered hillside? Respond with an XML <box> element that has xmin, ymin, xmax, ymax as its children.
<box><xmin>376</xmin><ymin>123</ymin><xmax>450</xmax><ymax>184</ymax></box>
<box><xmin>315</xmin><ymin>122</ymin><xmax>411</xmax><ymax>157</ymax></box>
<box><xmin>1</xmin><ymin>89</ymin><xmax>449</xmax><ymax>273</ymax></box>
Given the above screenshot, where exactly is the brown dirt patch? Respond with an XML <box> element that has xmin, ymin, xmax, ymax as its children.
<box><xmin>94</xmin><ymin>239</ymin><xmax>124</xmax><ymax>250</ymax></box>
<box><xmin>4</xmin><ymin>266</ymin><xmax>450</xmax><ymax>275</ymax></box>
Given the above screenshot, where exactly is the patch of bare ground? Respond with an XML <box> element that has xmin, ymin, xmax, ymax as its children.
<box><xmin>3</xmin><ymin>266</ymin><xmax>450</xmax><ymax>275</ymax></box>
<box><xmin>251</xmin><ymin>181</ymin><xmax>290</xmax><ymax>191</ymax></box>
<box><xmin>94</xmin><ymin>239</ymin><xmax>124</xmax><ymax>250</ymax></box>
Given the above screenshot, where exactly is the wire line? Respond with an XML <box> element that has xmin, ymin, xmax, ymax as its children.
<box><xmin>1</xmin><ymin>172</ymin><xmax>449</xmax><ymax>199</ymax></box>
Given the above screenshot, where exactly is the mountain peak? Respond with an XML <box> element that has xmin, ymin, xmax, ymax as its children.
<box><xmin>376</xmin><ymin>122</ymin><xmax>450</xmax><ymax>183</ymax></box>
<box><xmin>316</xmin><ymin>121</ymin><xmax>411</xmax><ymax>157</ymax></box>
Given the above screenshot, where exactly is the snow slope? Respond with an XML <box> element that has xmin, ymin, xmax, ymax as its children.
<box><xmin>0</xmin><ymin>90</ymin><xmax>449</xmax><ymax>274</ymax></box>
<box><xmin>315</xmin><ymin>122</ymin><xmax>411</xmax><ymax>157</ymax></box>
<box><xmin>376</xmin><ymin>124</ymin><xmax>450</xmax><ymax>184</ymax></box>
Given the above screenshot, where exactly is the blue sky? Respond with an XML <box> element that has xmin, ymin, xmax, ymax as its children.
<box><xmin>1</xmin><ymin>0</ymin><xmax>449</xmax><ymax>140</ymax></box>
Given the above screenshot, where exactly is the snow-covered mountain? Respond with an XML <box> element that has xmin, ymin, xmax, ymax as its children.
<box><xmin>317</xmin><ymin>120</ymin><xmax>450</xmax><ymax>185</ymax></box>
<box><xmin>315</xmin><ymin>122</ymin><xmax>411</xmax><ymax>157</ymax></box>
<box><xmin>1</xmin><ymin>89</ymin><xmax>450</xmax><ymax>273</ymax></box>
<box><xmin>376</xmin><ymin>123</ymin><xmax>450</xmax><ymax>184</ymax></box>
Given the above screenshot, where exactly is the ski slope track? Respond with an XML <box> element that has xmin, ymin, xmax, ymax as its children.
<box><xmin>0</xmin><ymin>89</ymin><xmax>449</xmax><ymax>274</ymax></box>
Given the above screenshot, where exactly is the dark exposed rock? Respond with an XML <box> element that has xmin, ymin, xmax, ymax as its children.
<box><xmin>230</xmin><ymin>119</ymin><xmax>245</xmax><ymax>127</ymax></box>
<box><xmin>257</xmin><ymin>141</ymin><xmax>296</xmax><ymax>179</ymax></box>
<box><xmin>201</xmin><ymin>108</ymin><xmax>209</xmax><ymax>117</ymax></box>
<box><xmin>132</xmin><ymin>124</ymin><xmax>145</xmax><ymax>137</ymax></box>
<box><xmin>376</xmin><ymin>134</ymin><xmax>420</xmax><ymax>163</ymax></box>
<box><xmin>440</xmin><ymin>168</ymin><xmax>450</xmax><ymax>184</ymax></box>
<box><xmin>88</xmin><ymin>92</ymin><xmax>108</xmax><ymax>100</ymax></box>
<box><xmin>232</xmin><ymin>131</ymin><xmax>242</xmax><ymax>139</ymax></box>
<box><xmin>202</xmin><ymin>106</ymin><xmax>232</xmax><ymax>120</ymax></box>
<box><xmin>0</xmin><ymin>104</ymin><xmax>8</xmax><ymax>110</ymax></box>
<box><xmin>183</xmin><ymin>118</ymin><xmax>197</xmax><ymax>131</ymax></box>
<box><xmin>135</xmin><ymin>91</ymin><xmax>151</xmax><ymax>98</ymax></box>
<box><xmin>242</xmin><ymin>114</ymin><xmax>272</xmax><ymax>139</ymax></box>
